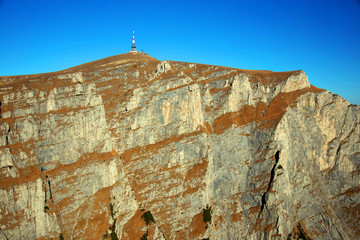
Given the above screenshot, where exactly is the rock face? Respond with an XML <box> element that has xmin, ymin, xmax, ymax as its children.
<box><xmin>0</xmin><ymin>52</ymin><xmax>359</xmax><ymax>240</ymax></box>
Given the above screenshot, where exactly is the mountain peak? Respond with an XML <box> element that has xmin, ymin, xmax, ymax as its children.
<box><xmin>63</xmin><ymin>52</ymin><xmax>158</xmax><ymax>73</ymax></box>
<box><xmin>0</xmin><ymin>52</ymin><xmax>359</xmax><ymax>240</ymax></box>
<box><xmin>0</xmin><ymin>52</ymin><xmax>158</xmax><ymax>87</ymax></box>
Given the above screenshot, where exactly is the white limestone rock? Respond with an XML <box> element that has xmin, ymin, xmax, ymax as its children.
<box><xmin>0</xmin><ymin>53</ymin><xmax>358</xmax><ymax>240</ymax></box>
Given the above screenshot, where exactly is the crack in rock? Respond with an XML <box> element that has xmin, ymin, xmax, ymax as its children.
<box><xmin>258</xmin><ymin>150</ymin><xmax>280</xmax><ymax>218</ymax></box>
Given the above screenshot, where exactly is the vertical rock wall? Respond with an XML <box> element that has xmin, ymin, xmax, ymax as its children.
<box><xmin>0</xmin><ymin>53</ymin><xmax>359</xmax><ymax>239</ymax></box>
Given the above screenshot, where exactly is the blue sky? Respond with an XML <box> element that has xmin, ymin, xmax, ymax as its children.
<box><xmin>1</xmin><ymin>0</ymin><xmax>360</xmax><ymax>104</ymax></box>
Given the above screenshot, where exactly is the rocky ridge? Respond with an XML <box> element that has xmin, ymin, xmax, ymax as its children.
<box><xmin>0</xmin><ymin>52</ymin><xmax>359</xmax><ymax>239</ymax></box>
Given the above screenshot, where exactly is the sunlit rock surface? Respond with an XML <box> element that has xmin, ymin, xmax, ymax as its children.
<box><xmin>0</xmin><ymin>53</ymin><xmax>359</xmax><ymax>240</ymax></box>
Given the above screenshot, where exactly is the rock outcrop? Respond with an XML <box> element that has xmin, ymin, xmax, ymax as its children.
<box><xmin>0</xmin><ymin>52</ymin><xmax>359</xmax><ymax>240</ymax></box>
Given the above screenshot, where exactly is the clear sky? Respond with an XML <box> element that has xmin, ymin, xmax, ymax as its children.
<box><xmin>1</xmin><ymin>0</ymin><xmax>360</xmax><ymax>104</ymax></box>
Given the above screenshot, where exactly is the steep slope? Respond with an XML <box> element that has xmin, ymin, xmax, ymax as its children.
<box><xmin>0</xmin><ymin>52</ymin><xmax>359</xmax><ymax>240</ymax></box>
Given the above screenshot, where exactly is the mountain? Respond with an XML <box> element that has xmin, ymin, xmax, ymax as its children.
<box><xmin>0</xmin><ymin>52</ymin><xmax>359</xmax><ymax>240</ymax></box>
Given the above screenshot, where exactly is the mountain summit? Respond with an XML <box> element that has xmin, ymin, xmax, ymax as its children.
<box><xmin>0</xmin><ymin>54</ymin><xmax>359</xmax><ymax>239</ymax></box>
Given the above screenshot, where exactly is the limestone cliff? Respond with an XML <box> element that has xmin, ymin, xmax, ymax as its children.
<box><xmin>0</xmin><ymin>53</ymin><xmax>359</xmax><ymax>240</ymax></box>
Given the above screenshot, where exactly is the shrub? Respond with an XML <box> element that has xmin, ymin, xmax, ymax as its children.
<box><xmin>44</xmin><ymin>206</ymin><xmax>49</xmax><ymax>212</ymax></box>
<box><xmin>140</xmin><ymin>230</ymin><xmax>148</xmax><ymax>240</ymax></box>
<box><xmin>203</xmin><ymin>205</ymin><xmax>212</xmax><ymax>224</ymax></box>
<box><xmin>141</xmin><ymin>211</ymin><xmax>155</xmax><ymax>226</ymax></box>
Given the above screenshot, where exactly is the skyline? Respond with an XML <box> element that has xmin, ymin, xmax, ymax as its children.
<box><xmin>1</xmin><ymin>0</ymin><xmax>360</xmax><ymax>104</ymax></box>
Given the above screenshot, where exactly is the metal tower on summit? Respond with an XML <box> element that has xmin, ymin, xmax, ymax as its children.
<box><xmin>129</xmin><ymin>29</ymin><xmax>138</xmax><ymax>53</ymax></box>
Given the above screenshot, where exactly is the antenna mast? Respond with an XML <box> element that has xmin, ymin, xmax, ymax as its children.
<box><xmin>130</xmin><ymin>29</ymin><xmax>138</xmax><ymax>53</ymax></box>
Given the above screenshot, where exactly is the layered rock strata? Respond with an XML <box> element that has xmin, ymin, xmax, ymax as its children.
<box><xmin>0</xmin><ymin>53</ymin><xmax>359</xmax><ymax>240</ymax></box>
